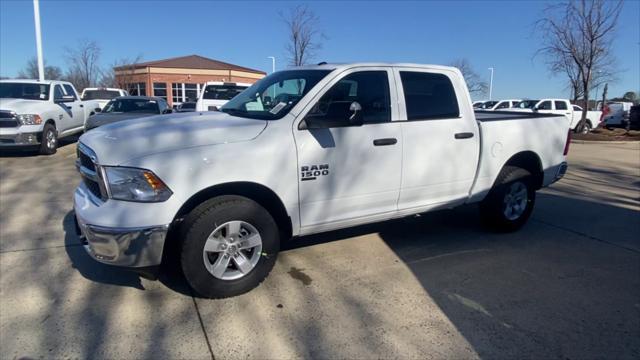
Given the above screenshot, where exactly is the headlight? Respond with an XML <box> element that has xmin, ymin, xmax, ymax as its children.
<box><xmin>103</xmin><ymin>166</ymin><xmax>172</xmax><ymax>202</ymax></box>
<box><xmin>16</xmin><ymin>114</ymin><xmax>42</xmax><ymax>125</ymax></box>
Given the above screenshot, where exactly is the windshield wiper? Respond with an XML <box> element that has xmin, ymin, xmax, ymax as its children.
<box><xmin>220</xmin><ymin>108</ymin><xmax>249</xmax><ymax>116</ymax></box>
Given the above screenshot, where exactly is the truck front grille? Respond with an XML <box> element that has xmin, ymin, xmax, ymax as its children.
<box><xmin>0</xmin><ymin>111</ymin><xmax>18</xmax><ymax>128</ymax></box>
<box><xmin>76</xmin><ymin>143</ymin><xmax>106</xmax><ymax>201</ymax></box>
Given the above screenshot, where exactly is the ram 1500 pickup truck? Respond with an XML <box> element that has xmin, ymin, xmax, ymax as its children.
<box><xmin>0</xmin><ymin>79</ymin><xmax>100</xmax><ymax>154</ymax></box>
<box><xmin>74</xmin><ymin>63</ymin><xmax>570</xmax><ymax>298</ymax></box>
<box><xmin>511</xmin><ymin>98</ymin><xmax>602</xmax><ymax>133</ymax></box>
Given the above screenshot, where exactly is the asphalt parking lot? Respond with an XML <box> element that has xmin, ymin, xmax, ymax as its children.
<box><xmin>1</xmin><ymin>139</ymin><xmax>639</xmax><ymax>359</ymax></box>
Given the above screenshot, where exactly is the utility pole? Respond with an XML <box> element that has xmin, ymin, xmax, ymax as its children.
<box><xmin>488</xmin><ymin>67</ymin><xmax>494</xmax><ymax>100</ymax></box>
<box><xmin>267</xmin><ymin>56</ymin><xmax>276</xmax><ymax>73</ymax></box>
<box><xmin>33</xmin><ymin>0</ymin><xmax>45</xmax><ymax>81</ymax></box>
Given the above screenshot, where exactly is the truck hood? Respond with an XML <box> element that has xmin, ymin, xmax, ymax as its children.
<box><xmin>79</xmin><ymin>112</ymin><xmax>268</xmax><ymax>165</ymax></box>
<box><xmin>86</xmin><ymin>112</ymin><xmax>158</xmax><ymax>130</ymax></box>
<box><xmin>0</xmin><ymin>98</ymin><xmax>49</xmax><ymax>113</ymax></box>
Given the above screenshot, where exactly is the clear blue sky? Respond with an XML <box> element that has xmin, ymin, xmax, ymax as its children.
<box><xmin>1</xmin><ymin>0</ymin><xmax>638</xmax><ymax>100</ymax></box>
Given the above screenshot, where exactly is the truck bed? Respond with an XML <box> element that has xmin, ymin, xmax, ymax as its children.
<box><xmin>475</xmin><ymin>110</ymin><xmax>565</xmax><ymax>122</ymax></box>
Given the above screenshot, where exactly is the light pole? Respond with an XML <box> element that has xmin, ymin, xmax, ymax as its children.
<box><xmin>33</xmin><ymin>0</ymin><xmax>44</xmax><ymax>81</ymax></box>
<box><xmin>488</xmin><ymin>67</ymin><xmax>494</xmax><ymax>100</ymax></box>
<box><xmin>267</xmin><ymin>56</ymin><xmax>276</xmax><ymax>73</ymax></box>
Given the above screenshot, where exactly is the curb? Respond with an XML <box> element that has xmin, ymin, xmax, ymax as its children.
<box><xmin>571</xmin><ymin>139</ymin><xmax>640</xmax><ymax>144</ymax></box>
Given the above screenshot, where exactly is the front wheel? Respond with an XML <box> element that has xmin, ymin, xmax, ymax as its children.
<box><xmin>180</xmin><ymin>195</ymin><xmax>280</xmax><ymax>298</ymax></box>
<box><xmin>480</xmin><ymin>166</ymin><xmax>536</xmax><ymax>232</ymax></box>
<box><xmin>39</xmin><ymin>123</ymin><xmax>57</xmax><ymax>155</ymax></box>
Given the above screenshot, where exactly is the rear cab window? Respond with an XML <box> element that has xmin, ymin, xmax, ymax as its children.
<box><xmin>555</xmin><ymin>101</ymin><xmax>568</xmax><ymax>110</ymax></box>
<box><xmin>399</xmin><ymin>71</ymin><xmax>460</xmax><ymax>120</ymax></box>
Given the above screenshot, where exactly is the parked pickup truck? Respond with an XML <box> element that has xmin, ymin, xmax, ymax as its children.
<box><xmin>0</xmin><ymin>79</ymin><xmax>100</xmax><ymax>154</ymax></box>
<box><xmin>81</xmin><ymin>87</ymin><xmax>129</xmax><ymax>110</ymax></box>
<box><xmin>511</xmin><ymin>98</ymin><xmax>602</xmax><ymax>133</ymax></box>
<box><xmin>74</xmin><ymin>63</ymin><xmax>570</xmax><ymax>298</ymax></box>
<box><xmin>195</xmin><ymin>81</ymin><xmax>251</xmax><ymax>111</ymax></box>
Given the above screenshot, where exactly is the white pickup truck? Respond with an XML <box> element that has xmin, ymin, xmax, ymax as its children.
<box><xmin>74</xmin><ymin>63</ymin><xmax>570</xmax><ymax>298</ymax></box>
<box><xmin>511</xmin><ymin>98</ymin><xmax>602</xmax><ymax>133</ymax></box>
<box><xmin>195</xmin><ymin>81</ymin><xmax>251</xmax><ymax>111</ymax></box>
<box><xmin>0</xmin><ymin>79</ymin><xmax>101</xmax><ymax>154</ymax></box>
<box><xmin>80</xmin><ymin>87</ymin><xmax>129</xmax><ymax>110</ymax></box>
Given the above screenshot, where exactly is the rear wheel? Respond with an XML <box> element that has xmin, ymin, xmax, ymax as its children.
<box><xmin>39</xmin><ymin>123</ymin><xmax>57</xmax><ymax>155</ymax></box>
<box><xmin>480</xmin><ymin>166</ymin><xmax>536</xmax><ymax>232</ymax></box>
<box><xmin>180</xmin><ymin>195</ymin><xmax>279</xmax><ymax>298</ymax></box>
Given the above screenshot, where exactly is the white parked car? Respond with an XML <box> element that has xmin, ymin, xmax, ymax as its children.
<box><xmin>80</xmin><ymin>87</ymin><xmax>129</xmax><ymax>110</ymax></box>
<box><xmin>0</xmin><ymin>79</ymin><xmax>101</xmax><ymax>154</ymax></box>
<box><xmin>74</xmin><ymin>63</ymin><xmax>570</xmax><ymax>298</ymax></box>
<box><xmin>195</xmin><ymin>81</ymin><xmax>251</xmax><ymax>111</ymax></box>
<box><xmin>511</xmin><ymin>99</ymin><xmax>602</xmax><ymax>133</ymax></box>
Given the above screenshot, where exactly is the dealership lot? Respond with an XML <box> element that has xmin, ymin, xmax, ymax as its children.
<box><xmin>1</xmin><ymin>141</ymin><xmax>639</xmax><ymax>359</ymax></box>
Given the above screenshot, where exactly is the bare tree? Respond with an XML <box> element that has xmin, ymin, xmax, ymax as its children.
<box><xmin>448</xmin><ymin>58</ymin><xmax>489</xmax><ymax>96</ymax></box>
<box><xmin>536</xmin><ymin>0</ymin><xmax>623</xmax><ymax>131</ymax></box>
<box><xmin>99</xmin><ymin>55</ymin><xmax>143</xmax><ymax>90</ymax></box>
<box><xmin>282</xmin><ymin>5</ymin><xmax>323</xmax><ymax>67</ymax></box>
<box><xmin>18</xmin><ymin>57</ymin><xmax>62</xmax><ymax>80</ymax></box>
<box><xmin>64</xmin><ymin>39</ymin><xmax>101</xmax><ymax>91</ymax></box>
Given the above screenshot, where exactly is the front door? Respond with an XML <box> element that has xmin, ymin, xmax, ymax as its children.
<box><xmin>294</xmin><ymin>68</ymin><xmax>402</xmax><ymax>231</ymax></box>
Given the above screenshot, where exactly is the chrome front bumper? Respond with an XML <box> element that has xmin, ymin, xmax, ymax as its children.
<box><xmin>0</xmin><ymin>132</ymin><xmax>41</xmax><ymax>146</ymax></box>
<box><xmin>75</xmin><ymin>213</ymin><xmax>169</xmax><ymax>267</ymax></box>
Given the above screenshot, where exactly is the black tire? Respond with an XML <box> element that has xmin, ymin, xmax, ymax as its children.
<box><xmin>480</xmin><ymin>166</ymin><xmax>536</xmax><ymax>232</ymax></box>
<box><xmin>180</xmin><ymin>195</ymin><xmax>280</xmax><ymax>298</ymax></box>
<box><xmin>39</xmin><ymin>123</ymin><xmax>57</xmax><ymax>155</ymax></box>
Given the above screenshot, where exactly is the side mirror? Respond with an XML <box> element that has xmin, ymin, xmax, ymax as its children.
<box><xmin>532</xmin><ymin>107</ymin><xmax>539</xmax><ymax>112</ymax></box>
<box><xmin>56</xmin><ymin>95</ymin><xmax>75</xmax><ymax>103</ymax></box>
<box><xmin>301</xmin><ymin>101</ymin><xmax>364</xmax><ymax>129</ymax></box>
<box><xmin>162</xmin><ymin>109</ymin><xmax>172</xmax><ymax>114</ymax></box>
<box><xmin>349</xmin><ymin>101</ymin><xmax>363</xmax><ymax>126</ymax></box>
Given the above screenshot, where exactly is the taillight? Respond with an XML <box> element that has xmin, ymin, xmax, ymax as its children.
<box><xmin>563</xmin><ymin>130</ymin><xmax>572</xmax><ymax>155</ymax></box>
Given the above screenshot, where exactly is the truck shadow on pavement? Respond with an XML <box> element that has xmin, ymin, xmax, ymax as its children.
<box><xmin>59</xmin><ymin>192</ymin><xmax>640</xmax><ymax>358</ymax></box>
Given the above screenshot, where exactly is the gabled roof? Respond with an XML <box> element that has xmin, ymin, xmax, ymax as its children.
<box><xmin>115</xmin><ymin>55</ymin><xmax>265</xmax><ymax>74</ymax></box>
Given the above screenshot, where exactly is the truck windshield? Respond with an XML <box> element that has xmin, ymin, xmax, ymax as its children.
<box><xmin>202</xmin><ymin>84</ymin><xmax>248</xmax><ymax>100</ymax></box>
<box><xmin>220</xmin><ymin>69</ymin><xmax>332</xmax><ymax>120</ymax></box>
<box><xmin>82</xmin><ymin>90</ymin><xmax>121</xmax><ymax>100</ymax></box>
<box><xmin>513</xmin><ymin>100</ymin><xmax>540</xmax><ymax>109</ymax></box>
<box><xmin>0</xmin><ymin>82</ymin><xmax>50</xmax><ymax>101</ymax></box>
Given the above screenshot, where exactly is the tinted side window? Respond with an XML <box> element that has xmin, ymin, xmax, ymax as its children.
<box><xmin>555</xmin><ymin>101</ymin><xmax>568</xmax><ymax>110</ymax></box>
<box><xmin>53</xmin><ymin>85</ymin><xmax>65</xmax><ymax>100</ymax></box>
<box><xmin>400</xmin><ymin>71</ymin><xmax>459</xmax><ymax>120</ymax></box>
<box><xmin>63</xmin><ymin>84</ymin><xmax>78</xmax><ymax>100</ymax></box>
<box><xmin>496</xmin><ymin>101</ymin><xmax>509</xmax><ymax>109</ymax></box>
<box><xmin>307</xmin><ymin>71</ymin><xmax>391</xmax><ymax>126</ymax></box>
<box><xmin>538</xmin><ymin>101</ymin><xmax>552</xmax><ymax>110</ymax></box>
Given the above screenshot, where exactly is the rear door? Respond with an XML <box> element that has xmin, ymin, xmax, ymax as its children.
<box><xmin>294</xmin><ymin>67</ymin><xmax>402</xmax><ymax>230</ymax></box>
<box><xmin>393</xmin><ymin>67</ymin><xmax>480</xmax><ymax>210</ymax></box>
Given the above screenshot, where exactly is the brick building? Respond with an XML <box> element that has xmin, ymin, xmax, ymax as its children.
<box><xmin>114</xmin><ymin>54</ymin><xmax>266</xmax><ymax>106</ymax></box>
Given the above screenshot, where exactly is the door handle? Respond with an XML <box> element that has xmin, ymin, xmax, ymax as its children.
<box><xmin>373</xmin><ymin>138</ymin><xmax>397</xmax><ymax>146</ymax></box>
<box><xmin>79</xmin><ymin>104</ymin><xmax>84</xmax><ymax>108</ymax></box>
<box><xmin>454</xmin><ymin>132</ymin><xmax>474</xmax><ymax>139</ymax></box>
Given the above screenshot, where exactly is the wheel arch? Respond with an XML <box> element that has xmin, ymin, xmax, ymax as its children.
<box><xmin>172</xmin><ymin>181</ymin><xmax>293</xmax><ymax>241</ymax></box>
<box><xmin>500</xmin><ymin>151</ymin><xmax>544</xmax><ymax>189</ymax></box>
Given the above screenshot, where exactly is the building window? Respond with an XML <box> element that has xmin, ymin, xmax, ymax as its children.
<box><xmin>171</xmin><ymin>83</ymin><xmax>182</xmax><ymax>103</ymax></box>
<box><xmin>153</xmin><ymin>82</ymin><xmax>167</xmax><ymax>100</ymax></box>
<box><xmin>172</xmin><ymin>83</ymin><xmax>199</xmax><ymax>104</ymax></box>
<box><xmin>128</xmin><ymin>83</ymin><xmax>146</xmax><ymax>96</ymax></box>
<box><xmin>185</xmin><ymin>83</ymin><xmax>198</xmax><ymax>102</ymax></box>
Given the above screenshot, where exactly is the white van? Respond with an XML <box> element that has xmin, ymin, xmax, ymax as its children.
<box><xmin>195</xmin><ymin>82</ymin><xmax>251</xmax><ymax>111</ymax></box>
